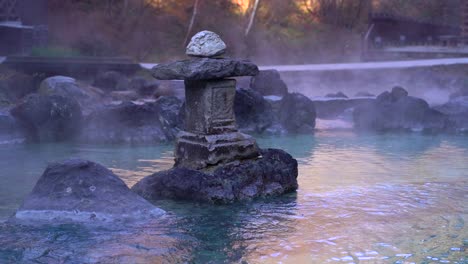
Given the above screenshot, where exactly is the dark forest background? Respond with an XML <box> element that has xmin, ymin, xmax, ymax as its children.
<box><xmin>43</xmin><ymin>0</ymin><xmax>462</xmax><ymax>64</ymax></box>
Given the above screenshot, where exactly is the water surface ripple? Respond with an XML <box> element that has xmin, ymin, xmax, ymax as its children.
<box><xmin>0</xmin><ymin>132</ymin><xmax>467</xmax><ymax>263</ymax></box>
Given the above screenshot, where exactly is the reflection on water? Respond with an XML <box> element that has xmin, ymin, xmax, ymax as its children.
<box><xmin>0</xmin><ymin>131</ymin><xmax>467</xmax><ymax>263</ymax></box>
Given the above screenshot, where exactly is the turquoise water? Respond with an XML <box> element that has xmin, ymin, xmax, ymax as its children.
<box><xmin>0</xmin><ymin>131</ymin><xmax>467</xmax><ymax>263</ymax></box>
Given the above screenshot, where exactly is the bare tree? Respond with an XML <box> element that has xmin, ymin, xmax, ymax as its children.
<box><xmin>245</xmin><ymin>0</ymin><xmax>260</xmax><ymax>37</ymax></box>
<box><xmin>184</xmin><ymin>0</ymin><xmax>201</xmax><ymax>46</ymax></box>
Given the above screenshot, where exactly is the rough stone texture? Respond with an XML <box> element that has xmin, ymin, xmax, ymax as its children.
<box><xmin>38</xmin><ymin>76</ymin><xmax>105</xmax><ymax>115</ymax></box>
<box><xmin>353</xmin><ymin>89</ymin><xmax>449</xmax><ymax>132</ymax></box>
<box><xmin>234</xmin><ymin>88</ymin><xmax>275</xmax><ymax>133</ymax></box>
<box><xmin>175</xmin><ymin>131</ymin><xmax>260</xmax><ymax>170</ymax></box>
<box><xmin>184</xmin><ymin>79</ymin><xmax>237</xmax><ymax>135</ymax></box>
<box><xmin>250</xmin><ymin>70</ymin><xmax>288</xmax><ymax>96</ymax></box>
<box><xmin>39</xmin><ymin>76</ymin><xmax>88</xmax><ymax>100</ymax></box>
<box><xmin>132</xmin><ymin>148</ymin><xmax>298</xmax><ymax>203</ymax></box>
<box><xmin>93</xmin><ymin>71</ymin><xmax>129</xmax><ymax>92</ymax></box>
<box><xmin>10</xmin><ymin>94</ymin><xmax>82</xmax><ymax>142</ymax></box>
<box><xmin>80</xmin><ymin>96</ymin><xmax>182</xmax><ymax>143</ymax></box>
<box><xmin>279</xmin><ymin>93</ymin><xmax>316</xmax><ymax>133</ymax></box>
<box><xmin>186</xmin><ymin>30</ymin><xmax>227</xmax><ymax>58</ymax></box>
<box><xmin>176</xmin><ymin>79</ymin><xmax>260</xmax><ymax>169</ymax></box>
<box><xmin>313</xmin><ymin>98</ymin><xmax>374</xmax><ymax>119</ymax></box>
<box><xmin>14</xmin><ymin>159</ymin><xmax>164</xmax><ymax>222</ymax></box>
<box><xmin>152</xmin><ymin>58</ymin><xmax>259</xmax><ymax>80</ymax></box>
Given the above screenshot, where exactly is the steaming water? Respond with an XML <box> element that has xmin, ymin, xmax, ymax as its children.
<box><xmin>0</xmin><ymin>131</ymin><xmax>467</xmax><ymax>263</ymax></box>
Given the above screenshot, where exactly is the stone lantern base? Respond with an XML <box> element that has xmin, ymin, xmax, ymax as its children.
<box><xmin>175</xmin><ymin>131</ymin><xmax>260</xmax><ymax>170</ymax></box>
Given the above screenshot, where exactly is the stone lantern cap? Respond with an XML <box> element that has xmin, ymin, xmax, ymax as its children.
<box><xmin>152</xmin><ymin>30</ymin><xmax>258</xmax><ymax>81</ymax></box>
<box><xmin>152</xmin><ymin>58</ymin><xmax>259</xmax><ymax>80</ymax></box>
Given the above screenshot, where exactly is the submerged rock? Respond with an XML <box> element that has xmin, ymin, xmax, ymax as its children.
<box><xmin>132</xmin><ymin>148</ymin><xmax>298</xmax><ymax>203</ymax></box>
<box><xmin>250</xmin><ymin>70</ymin><xmax>288</xmax><ymax>96</ymax></box>
<box><xmin>81</xmin><ymin>96</ymin><xmax>182</xmax><ymax>143</ymax></box>
<box><xmin>279</xmin><ymin>93</ymin><xmax>316</xmax><ymax>133</ymax></box>
<box><xmin>353</xmin><ymin>88</ymin><xmax>449</xmax><ymax>132</ymax></box>
<box><xmin>152</xmin><ymin>58</ymin><xmax>259</xmax><ymax>80</ymax></box>
<box><xmin>10</xmin><ymin>94</ymin><xmax>82</xmax><ymax>142</ymax></box>
<box><xmin>13</xmin><ymin>159</ymin><xmax>163</xmax><ymax>222</ymax></box>
<box><xmin>186</xmin><ymin>30</ymin><xmax>227</xmax><ymax>58</ymax></box>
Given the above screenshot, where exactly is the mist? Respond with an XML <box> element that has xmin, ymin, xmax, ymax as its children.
<box><xmin>1</xmin><ymin>1</ymin><xmax>468</xmax><ymax>263</ymax></box>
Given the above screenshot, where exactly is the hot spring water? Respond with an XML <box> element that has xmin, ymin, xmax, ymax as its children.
<box><xmin>0</xmin><ymin>131</ymin><xmax>466</xmax><ymax>263</ymax></box>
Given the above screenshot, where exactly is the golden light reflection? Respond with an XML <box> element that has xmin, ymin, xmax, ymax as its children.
<box><xmin>232</xmin><ymin>0</ymin><xmax>250</xmax><ymax>13</ymax></box>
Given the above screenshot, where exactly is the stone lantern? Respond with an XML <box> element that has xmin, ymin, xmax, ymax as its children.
<box><xmin>135</xmin><ymin>31</ymin><xmax>298</xmax><ymax>203</ymax></box>
<box><xmin>152</xmin><ymin>31</ymin><xmax>260</xmax><ymax>169</ymax></box>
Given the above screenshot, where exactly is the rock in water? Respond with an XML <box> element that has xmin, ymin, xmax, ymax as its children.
<box><xmin>280</xmin><ymin>93</ymin><xmax>316</xmax><ymax>133</ymax></box>
<box><xmin>39</xmin><ymin>76</ymin><xmax>89</xmax><ymax>100</ymax></box>
<box><xmin>132</xmin><ymin>149</ymin><xmax>298</xmax><ymax>203</ymax></box>
<box><xmin>234</xmin><ymin>88</ymin><xmax>274</xmax><ymax>133</ymax></box>
<box><xmin>81</xmin><ymin>97</ymin><xmax>182</xmax><ymax>144</ymax></box>
<box><xmin>13</xmin><ymin>159</ymin><xmax>164</xmax><ymax>222</ymax></box>
<box><xmin>353</xmin><ymin>89</ymin><xmax>449</xmax><ymax>132</ymax></box>
<box><xmin>250</xmin><ymin>70</ymin><xmax>288</xmax><ymax>97</ymax></box>
<box><xmin>186</xmin><ymin>30</ymin><xmax>227</xmax><ymax>58</ymax></box>
<box><xmin>10</xmin><ymin>94</ymin><xmax>82</xmax><ymax>142</ymax></box>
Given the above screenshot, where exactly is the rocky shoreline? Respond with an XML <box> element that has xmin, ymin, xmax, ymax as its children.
<box><xmin>2</xmin><ymin>67</ymin><xmax>468</xmax><ymax>145</ymax></box>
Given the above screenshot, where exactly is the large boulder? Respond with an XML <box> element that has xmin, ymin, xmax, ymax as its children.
<box><xmin>81</xmin><ymin>96</ymin><xmax>182</xmax><ymax>143</ymax></box>
<box><xmin>10</xmin><ymin>94</ymin><xmax>82</xmax><ymax>142</ymax></box>
<box><xmin>132</xmin><ymin>148</ymin><xmax>298</xmax><ymax>204</ymax></box>
<box><xmin>39</xmin><ymin>76</ymin><xmax>88</xmax><ymax>100</ymax></box>
<box><xmin>279</xmin><ymin>93</ymin><xmax>316</xmax><ymax>133</ymax></box>
<box><xmin>353</xmin><ymin>87</ymin><xmax>449</xmax><ymax>132</ymax></box>
<box><xmin>93</xmin><ymin>71</ymin><xmax>129</xmax><ymax>92</ymax></box>
<box><xmin>234</xmin><ymin>88</ymin><xmax>274</xmax><ymax>133</ymax></box>
<box><xmin>39</xmin><ymin>76</ymin><xmax>105</xmax><ymax>116</ymax></box>
<box><xmin>13</xmin><ymin>159</ymin><xmax>164</xmax><ymax>222</ymax></box>
<box><xmin>250</xmin><ymin>70</ymin><xmax>288</xmax><ymax>97</ymax></box>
